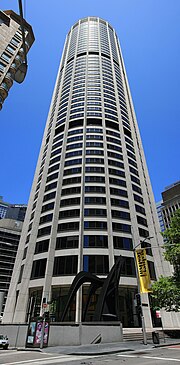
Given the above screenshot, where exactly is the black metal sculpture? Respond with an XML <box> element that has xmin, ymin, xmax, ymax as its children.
<box><xmin>61</xmin><ymin>256</ymin><xmax>124</xmax><ymax>322</ymax></box>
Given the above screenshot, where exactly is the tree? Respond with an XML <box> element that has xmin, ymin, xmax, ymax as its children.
<box><xmin>151</xmin><ymin>209</ymin><xmax>180</xmax><ymax>311</ymax></box>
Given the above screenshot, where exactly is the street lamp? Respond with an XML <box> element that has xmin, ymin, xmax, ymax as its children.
<box><xmin>14</xmin><ymin>0</ymin><xmax>28</xmax><ymax>83</ymax></box>
<box><xmin>133</xmin><ymin>236</ymin><xmax>154</xmax><ymax>345</ymax></box>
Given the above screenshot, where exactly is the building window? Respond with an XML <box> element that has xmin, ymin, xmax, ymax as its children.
<box><xmin>41</xmin><ymin>202</ymin><xmax>54</xmax><ymax>213</ymax></box>
<box><xmin>115</xmin><ymin>256</ymin><xmax>136</xmax><ymax>277</ymax></box>
<box><xmin>35</xmin><ymin>239</ymin><xmax>49</xmax><ymax>254</ymax></box>
<box><xmin>148</xmin><ymin>261</ymin><xmax>156</xmax><ymax>280</ymax></box>
<box><xmin>57</xmin><ymin>222</ymin><xmax>79</xmax><ymax>231</ymax></box>
<box><xmin>39</xmin><ymin>213</ymin><xmax>53</xmax><ymax>224</ymax></box>
<box><xmin>84</xmin><ymin>221</ymin><xmax>107</xmax><ymax>230</ymax></box>
<box><xmin>37</xmin><ymin>226</ymin><xmax>51</xmax><ymax>237</ymax></box>
<box><xmin>43</xmin><ymin>192</ymin><xmax>56</xmax><ymax>202</ymax></box>
<box><xmin>59</xmin><ymin>209</ymin><xmax>80</xmax><ymax>219</ymax></box>
<box><xmin>56</xmin><ymin>236</ymin><xmax>79</xmax><ymax>249</ymax></box>
<box><xmin>84</xmin><ymin>235</ymin><xmax>108</xmax><ymax>248</ymax></box>
<box><xmin>112</xmin><ymin>210</ymin><xmax>130</xmax><ymax>220</ymax></box>
<box><xmin>83</xmin><ymin>255</ymin><xmax>109</xmax><ymax>274</ymax></box>
<box><xmin>112</xmin><ymin>222</ymin><xmax>131</xmax><ymax>233</ymax></box>
<box><xmin>84</xmin><ymin>208</ymin><xmax>107</xmax><ymax>217</ymax></box>
<box><xmin>31</xmin><ymin>259</ymin><xmax>47</xmax><ymax>279</ymax></box>
<box><xmin>53</xmin><ymin>256</ymin><xmax>78</xmax><ymax>275</ymax></box>
<box><xmin>113</xmin><ymin>236</ymin><xmax>133</xmax><ymax>250</ymax></box>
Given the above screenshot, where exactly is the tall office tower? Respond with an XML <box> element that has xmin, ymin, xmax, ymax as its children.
<box><xmin>156</xmin><ymin>201</ymin><xmax>165</xmax><ymax>233</ymax></box>
<box><xmin>0</xmin><ymin>10</ymin><xmax>34</xmax><ymax>110</ymax></box>
<box><xmin>161</xmin><ymin>181</ymin><xmax>180</xmax><ymax>229</ymax></box>
<box><xmin>4</xmin><ymin>17</ymin><xmax>174</xmax><ymax>328</ymax></box>
<box><xmin>0</xmin><ymin>219</ymin><xmax>23</xmax><ymax>316</ymax></box>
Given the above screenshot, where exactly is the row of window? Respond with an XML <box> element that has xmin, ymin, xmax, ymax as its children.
<box><xmin>30</xmin><ymin>255</ymin><xmax>156</xmax><ymax>279</ymax></box>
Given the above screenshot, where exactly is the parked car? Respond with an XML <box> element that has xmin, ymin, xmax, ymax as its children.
<box><xmin>0</xmin><ymin>335</ymin><xmax>9</xmax><ymax>349</ymax></box>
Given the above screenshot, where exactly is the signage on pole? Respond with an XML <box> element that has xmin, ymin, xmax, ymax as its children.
<box><xmin>135</xmin><ymin>248</ymin><xmax>152</xmax><ymax>293</ymax></box>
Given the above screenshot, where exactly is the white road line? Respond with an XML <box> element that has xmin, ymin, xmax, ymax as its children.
<box><xmin>118</xmin><ymin>354</ymin><xmax>137</xmax><ymax>357</ymax></box>
<box><xmin>0</xmin><ymin>354</ymin><xmax>92</xmax><ymax>365</ymax></box>
<box><xmin>118</xmin><ymin>354</ymin><xmax>180</xmax><ymax>362</ymax></box>
<box><xmin>142</xmin><ymin>355</ymin><xmax>180</xmax><ymax>362</ymax></box>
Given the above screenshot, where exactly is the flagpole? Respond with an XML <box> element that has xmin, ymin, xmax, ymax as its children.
<box><xmin>133</xmin><ymin>236</ymin><xmax>153</xmax><ymax>345</ymax></box>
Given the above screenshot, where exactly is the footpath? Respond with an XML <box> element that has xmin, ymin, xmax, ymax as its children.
<box><xmin>39</xmin><ymin>338</ymin><xmax>180</xmax><ymax>356</ymax></box>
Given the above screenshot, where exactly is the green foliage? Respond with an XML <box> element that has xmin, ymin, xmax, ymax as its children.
<box><xmin>152</xmin><ymin>209</ymin><xmax>180</xmax><ymax>311</ymax></box>
<box><xmin>152</xmin><ymin>276</ymin><xmax>180</xmax><ymax>311</ymax></box>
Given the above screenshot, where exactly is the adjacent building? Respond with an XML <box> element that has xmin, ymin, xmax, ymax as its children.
<box><xmin>0</xmin><ymin>219</ymin><xmax>23</xmax><ymax>315</ymax></box>
<box><xmin>0</xmin><ymin>9</ymin><xmax>35</xmax><ymax>110</ymax></box>
<box><xmin>4</xmin><ymin>17</ymin><xmax>179</xmax><ymax>329</ymax></box>
<box><xmin>0</xmin><ymin>196</ymin><xmax>27</xmax><ymax>222</ymax></box>
<box><xmin>161</xmin><ymin>181</ymin><xmax>180</xmax><ymax>229</ymax></box>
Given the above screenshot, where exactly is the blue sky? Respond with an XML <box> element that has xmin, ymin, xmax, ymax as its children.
<box><xmin>1</xmin><ymin>0</ymin><xmax>180</xmax><ymax>204</ymax></box>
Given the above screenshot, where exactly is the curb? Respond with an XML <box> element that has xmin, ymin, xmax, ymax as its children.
<box><xmin>69</xmin><ymin>348</ymin><xmax>133</xmax><ymax>356</ymax></box>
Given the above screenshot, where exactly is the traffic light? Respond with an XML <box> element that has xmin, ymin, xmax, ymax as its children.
<box><xmin>44</xmin><ymin>311</ymin><xmax>49</xmax><ymax>320</ymax></box>
<box><xmin>136</xmin><ymin>293</ymin><xmax>141</xmax><ymax>306</ymax></box>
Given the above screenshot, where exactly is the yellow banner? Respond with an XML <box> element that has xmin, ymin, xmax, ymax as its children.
<box><xmin>135</xmin><ymin>248</ymin><xmax>152</xmax><ymax>293</ymax></box>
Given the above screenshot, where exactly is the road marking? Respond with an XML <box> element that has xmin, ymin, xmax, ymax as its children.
<box><xmin>142</xmin><ymin>355</ymin><xmax>180</xmax><ymax>362</ymax></box>
<box><xmin>118</xmin><ymin>354</ymin><xmax>180</xmax><ymax>362</ymax></box>
<box><xmin>0</xmin><ymin>354</ymin><xmax>93</xmax><ymax>365</ymax></box>
<box><xmin>117</xmin><ymin>354</ymin><xmax>137</xmax><ymax>357</ymax></box>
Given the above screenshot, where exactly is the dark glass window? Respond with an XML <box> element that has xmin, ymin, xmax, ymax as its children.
<box><xmin>109</xmin><ymin>168</ymin><xmax>125</xmax><ymax>178</ymax></box>
<box><xmin>129</xmin><ymin>166</ymin><xmax>139</xmax><ymax>176</ymax></box>
<box><xmin>48</xmin><ymin>163</ymin><xmax>60</xmax><ymax>174</ymax></box>
<box><xmin>65</xmin><ymin>158</ymin><xmax>82</xmax><ymax>166</ymax></box>
<box><xmin>113</xmin><ymin>236</ymin><xmax>133</xmax><ymax>250</ymax></box>
<box><xmin>66</xmin><ymin>150</ymin><xmax>82</xmax><ymax>158</ymax></box>
<box><xmin>108</xmin><ymin>159</ymin><xmax>124</xmax><ymax>169</ymax></box>
<box><xmin>60</xmin><ymin>197</ymin><xmax>80</xmax><ymax>207</ymax></box>
<box><xmin>61</xmin><ymin>186</ymin><xmax>81</xmax><ymax>195</ymax></box>
<box><xmin>49</xmin><ymin>156</ymin><xmax>60</xmax><ymax>166</ymax></box>
<box><xmin>84</xmin><ymin>208</ymin><xmax>107</xmax><ymax>217</ymax></box>
<box><xmin>112</xmin><ymin>210</ymin><xmax>130</xmax><ymax>220</ymax></box>
<box><xmin>110</xmin><ymin>187</ymin><xmax>128</xmax><ymax>197</ymax></box>
<box><xmin>132</xmin><ymin>184</ymin><xmax>142</xmax><ymax>194</ymax></box>
<box><xmin>109</xmin><ymin>177</ymin><xmax>126</xmax><ymax>187</ymax></box>
<box><xmin>85</xmin><ymin>196</ymin><xmax>106</xmax><ymax>205</ymax></box>
<box><xmin>107</xmin><ymin>151</ymin><xmax>123</xmax><ymax>160</ymax></box>
<box><xmin>148</xmin><ymin>261</ymin><xmax>156</xmax><ymax>280</ymax></box>
<box><xmin>85</xmin><ymin>166</ymin><xmax>104</xmax><ymax>173</ymax></box>
<box><xmin>46</xmin><ymin>172</ymin><xmax>58</xmax><ymax>182</ymax></box>
<box><xmin>84</xmin><ymin>235</ymin><xmax>108</xmax><ymax>248</ymax></box>
<box><xmin>84</xmin><ymin>221</ymin><xmax>107</xmax><ymax>230</ymax></box>
<box><xmin>45</xmin><ymin>182</ymin><xmax>57</xmax><ymax>192</ymax></box>
<box><xmin>137</xmin><ymin>215</ymin><xmax>148</xmax><ymax>227</ymax></box>
<box><xmin>57</xmin><ymin>222</ymin><xmax>79</xmax><ymax>231</ymax></box>
<box><xmin>85</xmin><ymin>186</ymin><xmax>105</xmax><ymax>193</ymax></box>
<box><xmin>53</xmin><ymin>256</ymin><xmax>78</xmax><ymax>275</ymax></box>
<box><xmin>138</xmin><ymin>228</ymin><xmax>149</xmax><ymax>238</ymax></box>
<box><xmin>112</xmin><ymin>222</ymin><xmax>131</xmax><ymax>233</ymax></box>
<box><xmin>64</xmin><ymin>167</ymin><xmax>81</xmax><ymax>175</ymax></box>
<box><xmin>135</xmin><ymin>204</ymin><xmax>146</xmax><ymax>215</ymax></box>
<box><xmin>85</xmin><ymin>176</ymin><xmax>105</xmax><ymax>183</ymax></box>
<box><xmin>31</xmin><ymin>259</ymin><xmax>47</xmax><ymax>279</ymax></box>
<box><xmin>133</xmin><ymin>194</ymin><xmax>144</xmax><ymax>205</ymax></box>
<box><xmin>37</xmin><ymin>226</ymin><xmax>51</xmax><ymax>237</ymax></box>
<box><xmin>56</xmin><ymin>236</ymin><xmax>79</xmax><ymax>250</ymax></box>
<box><xmin>86</xmin><ymin>157</ymin><xmax>104</xmax><ymax>164</ymax></box>
<box><xmin>83</xmin><ymin>255</ymin><xmax>109</xmax><ymax>274</ymax></box>
<box><xmin>111</xmin><ymin>198</ymin><xmax>129</xmax><ymax>208</ymax></box>
<box><xmin>86</xmin><ymin>149</ymin><xmax>104</xmax><ymax>156</ymax></box>
<box><xmin>115</xmin><ymin>257</ymin><xmax>136</xmax><ymax>277</ymax></box>
<box><xmin>59</xmin><ymin>209</ymin><xmax>80</xmax><ymax>219</ymax></box>
<box><xmin>63</xmin><ymin>176</ymin><xmax>81</xmax><ymax>185</ymax></box>
<box><xmin>131</xmin><ymin>175</ymin><xmax>140</xmax><ymax>185</ymax></box>
<box><xmin>35</xmin><ymin>239</ymin><xmax>49</xmax><ymax>254</ymax></box>
<box><xmin>39</xmin><ymin>213</ymin><xmax>53</xmax><ymax>224</ymax></box>
<box><xmin>41</xmin><ymin>202</ymin><xmax>54</xmax><ymax>213</ymax></box>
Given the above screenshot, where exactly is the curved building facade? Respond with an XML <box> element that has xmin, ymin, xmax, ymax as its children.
<box><xmin>4</xmin><ymin>17</ymin><xmax>167</xmax><ymax>327</ymax></box>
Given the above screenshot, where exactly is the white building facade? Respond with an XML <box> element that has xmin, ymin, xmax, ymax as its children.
<box><xmin>3</xmin><ymin>17</ymin><xmax>179</xmax><ymax>329</ymax></box>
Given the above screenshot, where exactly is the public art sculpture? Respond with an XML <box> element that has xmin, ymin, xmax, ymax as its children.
<box><xmin>61</xmin><ymin>256</ymin><xmax>124</xmax><ymax>322</ymax></box>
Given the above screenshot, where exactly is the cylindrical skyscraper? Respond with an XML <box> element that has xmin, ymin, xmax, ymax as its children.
<box><xmin>4</xmin><ymin>17</ymin><xmax>169</xmax><ymax>328</ymax></box>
